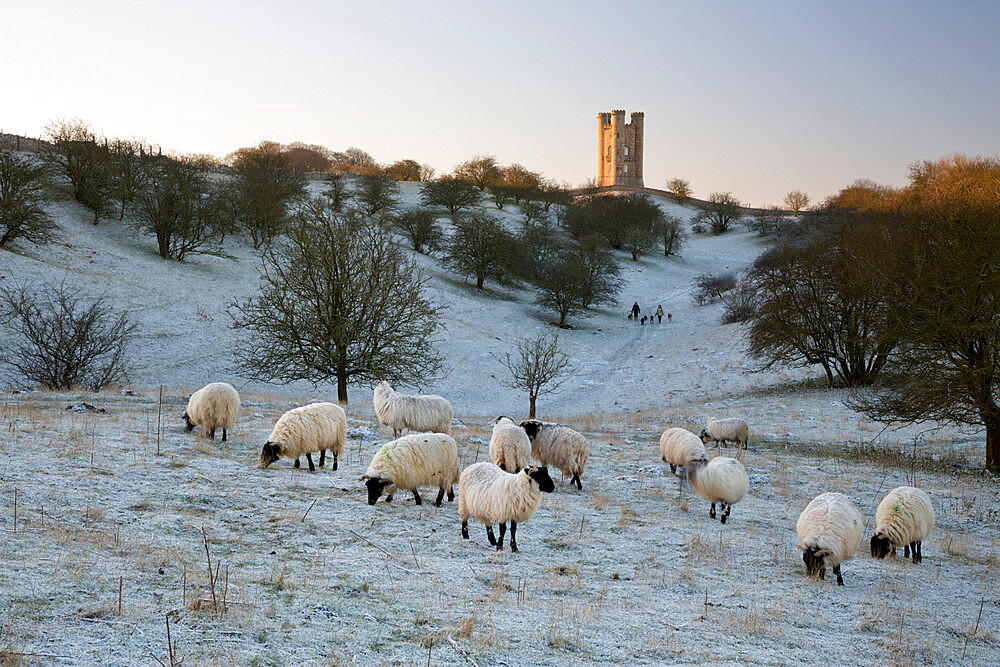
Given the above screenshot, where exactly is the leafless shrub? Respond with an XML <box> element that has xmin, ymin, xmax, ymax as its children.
<box><xmin>693</xmin><ymin>271</ymin><xmax>737</xmax><ymax>306</ymax></box>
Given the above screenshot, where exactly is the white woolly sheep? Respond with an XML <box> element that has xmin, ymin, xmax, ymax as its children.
<box><xmin>519</xmin><ymin>420</ymin><xmax>589</xmax><ymax>490</ymax></box>
<box><xmin>258</xmin><ymin>402</ymin><xmax>346</xmax><ymax>472</ymax></box>
<box><xmin>458</xmin><ymin>462</ymin><xmax>555</xmax><ymax>552</ymax></box>
<box><xmin>686</xmin><ymin>454</ymin><xmax>749</xmax><ymax>524</ymax></box>
<box><xmin>870</xmin><ymin>486</ymin><xmax>935</xmax><ymax>564</ymax></box>
<box><xmin>489</xmin><ymin>416</ymin><xmax>531</xmax><ymax>474</ymax></box>
<box><xmin>372</xmin><ymin>380</ymin><xmax>452</xmax><ymax>438</ymax></box>
<box><xmin>183</xmin><ymin>382</ymin><xmax>239</xmax><ymax>442</ymax></box>
<box><xmin>698</xmin><ymin>417</ymin><xmax>750</xmax><ymax>450</ymax></box>
<box><xmin>362</xmin><ymin>432</ymin><xmax>460</xmax><ymax>506</ymax></box>
<box><xmin>659</xmin><ymin>427</ymin><xmax>707</xmax><ymax>474</ymax></box>
<box><xmin>796</xmin><ymin>492</ymin><xmax>864</xmax><ymax>586</ymax></box>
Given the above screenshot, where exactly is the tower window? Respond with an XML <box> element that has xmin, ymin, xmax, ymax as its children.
<box><xmin>624</xmin><ymin>146</ymin><xmax>629</xmax><ymax>156</ymax></box>
<box><xmin>624</xmin><ymin>165</ymin><xmax>628</xmax><ymax>173</ymax></box>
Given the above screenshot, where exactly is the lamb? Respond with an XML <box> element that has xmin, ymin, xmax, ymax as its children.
<box><xmin>257</xmin><ymin>402</ymin><xmax>346</xmax><ymax>472</ymax></box>
<box><xmin>489</xmin><ymin>416</ymin><xmax>531</xmax><ymax>474</ymax></box>
<box><xmin>686</xmin><ymin>454</ymin><xmax>749</xmax><ymax>524</ymax></box>
<box><xmin>796</xmin><ymin>492</ymin><xmax>864</xmax><ymax>586</ymax></box>
<box><xmin>372</xmin><ymin>380</ymin><xmax>452</xmax><ymax>438</ymax></box>
<box><xmin>870</xmin><ymin>486</ymin><xmax>935</xmax><ymax>564</ymax></box>
<box><xmin>182</xmin><ymin>382</ymin><xmax>239</xmax><ymax>442</ymax></box>
<box><xmin>698</xmin><ymin>417</ymin><xmax>750</xmax><ymax>450</ymax></box>
<box><xmin>362</xmin><ymin>433</ymin><xmax>460</xmax><ymax>506</ymax></box>
<box><xmin>659</xmin><ymin>427</ymin><xmax>707</xmax><ymax>474</ymax></box>
<box><xmin>458</xmin><ymin>462</ymin><xmax>554</xmax><ymax>552</ymax></box>
<box><xmin>519</xmin><ymin>420</ymin><xmax>589</xmax><ymax>489</ymax></box>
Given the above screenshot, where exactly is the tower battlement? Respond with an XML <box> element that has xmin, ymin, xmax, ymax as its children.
<box><xmin>597</xmin><ymin>109</ymin><xmax>643</xmax><ymax>187</ymax></box>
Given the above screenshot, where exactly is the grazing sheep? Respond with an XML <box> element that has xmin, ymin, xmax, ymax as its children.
<box><xmin>489</xmin><ymin>416</ymin><xmax>531</xmax><ymax>474</ymax></box>
<box><xmin>870</xmin><ymin>486</ymin><xmax>935</xmax><ymax>564</ymax></box>
<box><xmin>698</xmin><ymin>417</ymin><xmax>750</xmax><ymax>450</ymax></box>
<box><xmin>519</xmin><ymin>420</ymin><xmax>589</xmax><ymax>490</ymax></box>
<box><xmin>372</xmin><ymin>380</ymin><xmax>452</xmax><ymax>438</ymax></box>
<box><xmin>686</xmin><ymin>454</ymin><xmax>749</xmax><ymax>524</ymax></box>
<box><xmin>659</xmin><ymin>427</ymin><xmax>707</xmax><ymax>474</ymax></box>
<box><xmin>796</xmin><ymin>492</ymin><xmax>864</xmax><ymax>586</ymax></box>
<box><xmin>458</xmin><ymin>462</ymin><xmax>554</xmax><ymax>552</ymax></box>
<box><xmin>258</xmin><ymin>402</ymin><xmax>346</xmax><ymax>472</ymax></box>
<box><xmin>183</xmin><ymin>382</ymin><xmax>239</xmax><ymax>442</ymax></box>
<box><xmin>362</xmin><ymin>433</ymin><xmax>460</xmax><ymax>506</ymax></box>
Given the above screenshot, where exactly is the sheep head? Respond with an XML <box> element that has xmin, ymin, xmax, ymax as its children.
<box><xmin>258</xmin><ymin>441</ymin><xmax>281</xmax><ymax>469</ymax></box>
<box><xmin>870</xmin><ymin>532</ymin><xmax>894</xmax><ymax>559</ymax></box>
<box><xmin>519</xmin><ymin>419</ymin><xmax>542</xmax><ymax>441</ymax></box>
<box><xmin>182</xmin><ymin>411</ymin><xmax>195</xmax><ymax>432</ymax></box>
<box><xmin>525</xmin><ymin>465</ymin><xmax>555</xmax><ymax>493</ymax></box>
<box><xmin>362</xmin><ymin>475</ymin><xmax>394</xmax><ymax>505</ymax></box>
<box><xmin>801</xmin><ymin>546</ymin><xmax>828</xmax><ymax>580</ymax></box>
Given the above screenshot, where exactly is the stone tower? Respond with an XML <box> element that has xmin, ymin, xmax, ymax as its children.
<box><xmin>597</xmin><ymin>110</ymin><xmax>644</xmax><ymax>187</ymax></box>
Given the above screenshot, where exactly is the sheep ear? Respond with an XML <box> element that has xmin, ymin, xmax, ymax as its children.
<box><xmin>360</xmin><ymin>474</ymin><xmax>370</xmax><ymax>481</ymax></box>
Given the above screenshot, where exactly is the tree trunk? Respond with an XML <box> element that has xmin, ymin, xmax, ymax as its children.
<box><xmin>336</xmin><ymin>348</ymin><xmax>348</xmax><ymax>403</ymax></box>
<box><xmin>987</xmin><ymin>421</ymin><xmax>1000</xmax><ymax>474</ymax></box>
<box><xmin>476</xmin><ymin>275</ymin><xmax>484</xmax><ymax>290</ymax></box>
<box><xmin>529</xmin><ymin>395</ymin><xmax>536</xmax><ymax>419</ymax></box>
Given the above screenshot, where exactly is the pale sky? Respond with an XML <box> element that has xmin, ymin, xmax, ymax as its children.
<box><xmin>2</xmin><ymin>1</ymin><xmax>998</xmax><ymax>205</ymax></box>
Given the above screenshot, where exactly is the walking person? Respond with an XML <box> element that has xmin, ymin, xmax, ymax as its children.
<box><xmin>631</xmin><ymin>302</ymin><xmax>640</xmax><ymax>321</ymax></box>
<box><xmin>655</xmin><ymin>305</ymin><xmax>664</xmax><ymax>323</ymax></box>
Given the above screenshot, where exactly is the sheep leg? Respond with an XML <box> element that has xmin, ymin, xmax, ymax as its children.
<box><xmin>294</xmin><ymin>458</ymin><xmax>301</xmax><ymax>468</ymax></box>
<box><xmin>486</xmin><ymin>525</ymin><xmax>497</xmax><ymax>546</ymax></box>
<box><xmin>461</xmin><ymin>519</ymin><xmax>469</xmax><ymax>540</ymax></box>
<box><xmin>221</xmin><ymin>429</ymin><xmax>227</xmax><ymax>443</ymax></box>
<box><xmin>669</xmin><ymin>463</ymin><xmax>676</xmax><ymax>474</ymax></box>
<box><xmin>318</xmin><ymin>449</ymin><xmax>326</xmax><ymax>467</ymax></box>
<box><xmin>447</xmin><ymin>485</ymin><xmax>455</xmax><ymax>502</ymax></box>
<box><xmin>497</xmin><ymin>523</ymin><xmax>506</xmax><ymax>551</ymax></box>
<box><xmin>572</xmin><ymin>473</ymin><xmax>582</xmax><ymax>490</ymax></box>
<box><xmin>412</xmin><ymin>489</ymin><xmax>422</xmax><ymax>505</ymax></box>
<box><xmin>709</xmin><ymin>503</ymin><xmax>717</xmax><ymax>519</ymax></box>
<box><xmin>332</xmin><ymin>453</ymin><xmax>338</xmax><ymax>471</ymax></box>
<box><xmin>434</xmin><ymin>488</ymin><xmax>445</xmax><ymax>507</ymax></box>
<box><xmin>509</xmin><ymin>521</ymin><xmax>518</xmax><ymax>552</ymax></box>
<box><xmin>914</xmin><ymin>541</ymin><xmax>922</xmax><ymax>564</ymax></box>
<box><xmin>385</xmin><ymin>494</ymin><xmax>393</xmax><ymax>502</ymax></box>
<box><xmin>208</xmin><ymin>428</ymin><xmax>216</xmax><ymax>440</ymax></box>
<box><xmin>720</xmin><ymin>503</ymin><xmax>729</xmax><ymax>525</ymax></box>
<box><xmin>833</xmin><ymin>564</ymin><xmax>844</xmax><ymax>586</ymax></box>
<box><xmin>305</xmin><ymin>452</ymin><xmax>316</xmax><ymax>472</ymax></box>
<box><xmin>904</xmin><ymin>544</ymin><xmax>910</xmax><ymax>559</ymax></box>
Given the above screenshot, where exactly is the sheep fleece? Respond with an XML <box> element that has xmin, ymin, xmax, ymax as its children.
<box><xmin>689</xmin><ymin>456</ymin><xmax>749</xmax><ymax>505</ymax></box>
<box><xmin>458</xmin><ymin>462</ymin><xmax>544</xmax><ymax>526</ymax></box>
<box><xmin>268</xmin><ymin>402</ymin><xmax>346</xmax><ymax>461</ymax></box>
<box><xmin>529</xmin><ymin>423</ymin><xmax>589</xmax><ymax>477</ymax></box>
<box><xmin>874</xmin><ymin>486</ymin><xmax>935</xmax><ymax>546</ymax></box>
<box><xmin>489</xmin><ymin>418</ymin><xmax>531</xmax><ymax>473</ymax></box>
<box><xmin>373</xmin><ymin>382</ymin><xmax>452</xmax><ymax>435</ymax></box>
<box><xmin>365</xmin><ymin>433</ymin><xmax>459</xmax><ymax>493</ymax></box>
<box><xmin>796</xmin><ymin>492</ymin><xmax>864</xmax><ymax>567</ymax></box>
<box><xmin>186</xmin><ymin>382</ymin><xmax>239</xmax><ymax>432</ymax></box>
<box><xmin>659</xmin><ymin>428</ymin><xmax>706</xmax><ymax>468</ymax></box>
<box><xmin>705</xmin><ymin>417</ymin><xmax>749</xmax><ymax>445</ymax></box>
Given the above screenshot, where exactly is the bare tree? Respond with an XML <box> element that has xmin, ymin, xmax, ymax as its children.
<box><xmin>783</xmin><ymin>190</ymin><xmax>811</xmax><ymax>214</ymax></box>
<box><xmin>445</xmin><ymin>212</ymin><xmax>517</xmax><ymax>290</ymax></box>
<box><xmin>0</xmin><ymin>281</ymin><xmax>134</xmax><ymax>390</ymax></box>
<box><xmin>110</xmin><ymin>138</ymin><xmax>146</xmax><ymax>220</ymax></box>
<box><xmin>391</xmin><ymin>208</ymin><xmax>443</xmax><ymax>254</ymax></box>
<box><xmin>419</xmin><ymin>163</ymin><xmax>437</xmax><ymax>181</ymax></box>
<box><xmin>699</xmin><ymin>192</ymin><xmax>744</xmax><ymax>234</ymax></box>
<box><xmin>421</xmin><ymin>176</ymin><xmax>481</xmax><ymax>214</ymax></box>
<box><xmin>693</xmin><ymin>271</ymin><xmax>738</xmax><ymax>305</ymax></box>
<box><xmin>0</xmin><ymin>149</ymin><xmax>57</xmax><ymax>249</ymax></box>
<box><xmin>43</xmin><ymin>119</ymin><xmax>115</xmax><ymax>224</ymax></box>
<box><xmin>499</xmin><ymin>333</ymin><xmax>573</xmax><ymax>418</ymax></box>
<box><xmin>666</xmin><ymin>177</ymin><xmax>692</xmax><ymax>200</ymax></box>
<box><xmin>454</xmin><ymin>155</ymin><xmax>502</xmax><ymax>190</ymax></box>
<box><xmin>322</xmin><ymin>173</ymin><xmax>352</xmax><ymax>212</ymax></box>
<box><xmin>659</xmin><ymin>214</ymin><xmax>687</xmax><ymax>257</ymax></box>
<box><xmin>354</xmin><ymin>172</ymin><xmax>399</xmax><ymax>219</ymax></box>
<box><xmin>231</xmin><ymin>141</ymin><xmax>306</xmax><ymax>248</ymax></box>
<box><xmin>382</xmin><ymin>159</ymin><xmax>422</xmax><ymax>181</ymax></box>
<box><xmin>230</xmin><ymin>200</ymin><xmax>443</xmax><ymax>403</ymax></box>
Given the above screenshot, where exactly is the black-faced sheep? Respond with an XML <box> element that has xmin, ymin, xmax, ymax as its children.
<box><xmin>372</xmin><ymin>380</ymin><xmax>452</xmax><ymax>438</ymax></box>
<box><xmin>258</xmin><ymin>402</ymin><xmax>346</xmax><ymax>472</ymax></box>
<box><xmin>458</xmin><ymin>462</ymin><xmax>554</xmax><ymax>552</ymax></box>
<box><xmin>659</xmin><ymin>427</ymin><xmax>707</xmax><ymax>474</ymax></box>
<box><xmin>698</xmin><ymin>417</ymin><xmax>749</xmax><ymax>450</ymax></box>
<box><xmin>182</xmin><ymin>382</ymin><xmax>239</xmax><ymax>442</ymax></box>
<box><xmin>796</xmin><ymin>492</ymin><xmax>863</xmax><ymax>586</ymax></box>
<box><xmin>686</xmin><ymin>454</ymin><xmax>749</xmax><ymax>524</ymax></box>
<box><xmin>362</xmin><ymin>432</ymin><xmax>460</xmax><ymax>506</ymax></box>
<box><xmin>489</xmin><ymin>416</ymin><xmax>531</xmax><ymax>474</ymax></box>
<box><xmin>870</xmin><ymin>486</ymin><xmax>935</xmax><ymax>564</ymax></box>
<box><xmin>519</xmin><ymin>419</ymin><xmax>589</xmax><ymax>490</ymax></box>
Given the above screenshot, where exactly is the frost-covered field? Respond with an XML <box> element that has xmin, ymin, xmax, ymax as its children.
<box><xmin>2</xmin><ymin>180</ymin><xmax>999</xmax><ymax>664</ymax></box>
<box><xmin>1</xmin><ymin>390</ymin><xmax>998</xmax><ymax>665</ymax></box>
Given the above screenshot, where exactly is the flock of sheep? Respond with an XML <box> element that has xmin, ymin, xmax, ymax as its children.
<box><xmin>182</xmin><ymin>380</ymin><xmax>936</xmax><ymax>581</ymax></box>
